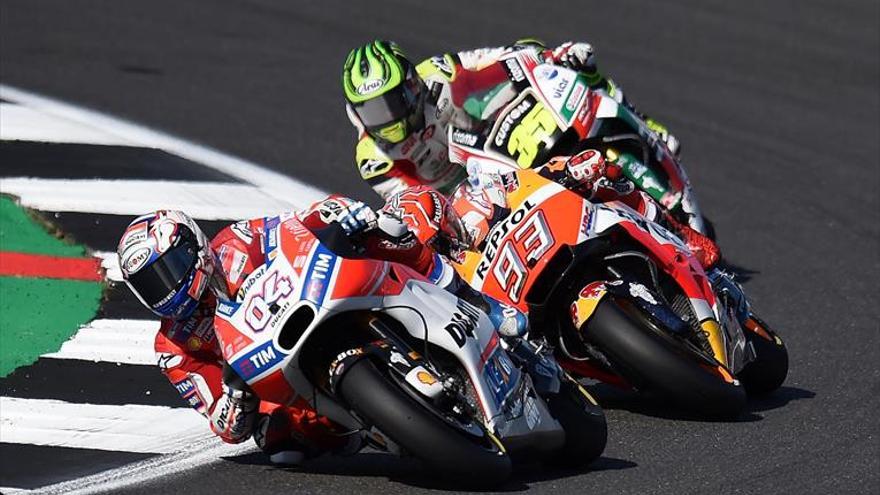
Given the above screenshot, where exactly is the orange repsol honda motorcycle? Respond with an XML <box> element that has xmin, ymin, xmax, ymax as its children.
<box><xmin>452</xmin><ymin>169</ymin><xmax>788</xmax><ymax>418</ymax></box>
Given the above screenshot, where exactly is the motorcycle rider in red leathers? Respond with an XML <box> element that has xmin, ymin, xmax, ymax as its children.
<box><xmin>342</xmin><ymin>39</ymin><xmax>679</xmax><ymax>200</ymax></box>
<box><xmin>118</xmin><ymin>197</ymin><xmax>525</xmax><ymax>465</ymax></box>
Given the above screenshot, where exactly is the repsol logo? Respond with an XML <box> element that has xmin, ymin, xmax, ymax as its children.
<box><xmin>475</xmin><ymin>200</ymin><xmax>536</xmax><ymax>280</ymax></box>
<box><xmin>494</xmin><ymin>99</ymin><xmax>533</xmax><ymax>147</ymax></box>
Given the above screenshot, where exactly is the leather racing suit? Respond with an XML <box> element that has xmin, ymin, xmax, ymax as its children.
<box><xmin>447</xmin><ymin>151</ymin><xmax>719</xmax><ymax>270</ymax></box>
<box><xmin>153</xmin><ymin>196</ymin><xmax>454</xmax><ymax>461</ymax></box>
<box><xmin>349</xmin><ymin>40</ymin><xmax>640</xmax><ymax>201</ymax></box>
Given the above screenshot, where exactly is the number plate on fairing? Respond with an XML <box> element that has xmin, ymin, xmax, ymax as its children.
<box><xmin>487</xmin><ymin>91</ymin><xmax>563</xmax><ymax>169</ymax></box>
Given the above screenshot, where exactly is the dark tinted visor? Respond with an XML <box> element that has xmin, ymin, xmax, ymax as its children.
<box><xmin>128</xmin><ymin>241</ymin><xmax>197</xmax><ymax>307</ymax></box>
<box><xmin>352</xmin><ymin>81</ymin><xmax>422</xmax><ymax>131</ymax></box>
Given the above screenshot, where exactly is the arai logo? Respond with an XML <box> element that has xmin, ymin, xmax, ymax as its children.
<box><xmin>356</xmin><ymin>79</ymin><xmax>384</xmax><ymax>95</ymax></box>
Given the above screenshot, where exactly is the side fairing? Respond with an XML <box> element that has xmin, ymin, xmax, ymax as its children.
<box><xmin>454</xmin><ymin>173</ymin><xmax>586</xmax><ymax>311</ymax></box>
<box><xmin>382</xmin><ymin>279</ymin><xmax>519</xmax><ymax>427</ymax></box>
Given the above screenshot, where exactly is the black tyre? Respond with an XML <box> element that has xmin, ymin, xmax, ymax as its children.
<box><xmin>544</xmin><ymin>380</ymin><xmax>607</xmax><ymax>468</ymax></box>
<box><xmin>584</xmin><ymin>298</ymin><xmax>746</xmax><ymax>418</ymax></box>
<box><xmin>338</xmin><ymin>358</ymin><xmax>511</xmax><ymax>487</ymax></box>
<box><xmin>738</xmin><ymin>318</ymin><xmax>788</xmax><ymax>395</ymax></box>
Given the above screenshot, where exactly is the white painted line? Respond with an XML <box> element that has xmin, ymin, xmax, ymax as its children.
<box><xmin>43</xmin><ymin>319</ymin><xmax>159</xmax><ymax>365</ymax></box>
<box><xmin>0</xmin><ymin>177</ymin><xmax>294</xmax><ymax>220</ymax></box>
<box><xmin>0</xmin><ymin>102</ymin><xmax>135</xmax><ymax>146</ymax></box>
<box><xmin>94</xmin><ymin>251</ymin><xmax>123</xmax><ymax>282</ymax></box>
<box><xmin>0</xmin><ymin>85</ymin><xmax>321</xmax><ymax>491</ymax></box>
<box><xmin>0</xmin><ymin>397</ymin><xmax>211</xmax><ymax>454</ymax></box>
<box><xmin>1</xmin><ymin>436</ymin><xmax>256</xmax><ymax>495</ymax></box>
<box><xmin>0</xmin><ymin>84</ymin><xmax>327</xmax><ymax>207</ymax></box>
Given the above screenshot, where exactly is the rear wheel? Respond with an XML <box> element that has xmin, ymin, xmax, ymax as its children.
<box><xmin>738</xmin><ymin>316</ymin><xmax>788</xmax><ymax>395</ymax></box>
<box><xmin>544</xmin><ymin>380</ymin><xmax>607</xmax><ymax>468</ymax></box>
<box><xmin>583</xmin><ymin>298</ymin><xmax>746</xmax><ymax>418</ymax></box>
<box><xmin>338</xmin><ymin>358</ymin><xmax>511</xmax><ymax>488</ymax></box>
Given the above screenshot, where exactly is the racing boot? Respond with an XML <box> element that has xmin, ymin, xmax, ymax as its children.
<box><xmin>483</xmin><ymin>296</ymin><xmax>529</xmax><ymax>338</ymax></box>
<box><xmin>253</xmin><ymin>412</ymin><xmax>307</xmax><ymax>466</ymax></box>
<box><xmin>447</xmin><ymin>273</ymin><xmax>528</xmax><ymax>338</ymax></box>
<box><xmin>661</xmin><ymin>211</ymin><xmax>720</xmax><ymax>269</ymax></box>
<box><xmin>254</xmin><ymin>405</ymin><xmax>363</xmax><ymax>466</ymax></box>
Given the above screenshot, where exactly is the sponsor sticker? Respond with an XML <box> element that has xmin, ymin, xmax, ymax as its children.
<box><xmin>565</xmin><ymin>81</ymin><xmax>586</xmax><ymax>113</ymax></box>
<box><xmin>452</xmin><ymin>128</ymin><xmax>479</xmax><ymax>147</ymax></box>
<box><xmin>122</xmin><ymin>247</ymin><xmax>151</xmax><ymax>275</ymax></box>
<box><xmin>504</xmin><ymin>58</ymin><xmax>526</xmax><ymax>82</ymax></box>
<box><xmin>493</xmin><ymin>97</ymin><xmax>534</xmax><ymax>148</ymax></box>
<box><xmin>629</xmin><ymin>282</ymin><xmax>658</xmax><ymax>305</ymax></box>
<box><xmin>356</xmin><ymin>79</ymin><xmax>383</xmax><ymax>95</ymax></box>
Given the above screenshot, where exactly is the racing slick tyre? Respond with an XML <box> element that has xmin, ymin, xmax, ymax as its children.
<box><xmin>544</xmin><ymin>379</ymin><xmax>607</xmax><ymax>468</ymax></box>
<box><xmin>738</xmin><ymin>317</ymin><xmax>788</xmax><ymax>395</ymax></box>
<box><xmin>583</xmin><ymin>298</ymin><xmax>747</xmax><ymax>419</ymax></box>
<box><xmin>338</xmin><ymin>358</ymin><xmax>511</xmax><ymax>488</ymax></box>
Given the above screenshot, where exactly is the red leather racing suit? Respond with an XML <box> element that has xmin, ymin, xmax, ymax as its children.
<box><xmin>154</xmin><ymin>196</ymin><xmax>440</xmax><ymax>456</ymax></box>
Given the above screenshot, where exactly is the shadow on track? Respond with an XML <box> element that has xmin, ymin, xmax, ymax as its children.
<box><xmin>589</xmin><ymin>383</ymin><xmax>815</xmax><ymax>422</ymax></box>
<box><xmin>223</xmin><ymin>450</ymin><xmax>635</xmax><ymax>492</ymax></box>
<box><xmin>716</xmin><ymin>260</ymin><xmax>760</xmax><ymax>283</ymax></box>
<box><xmin>746</xmin><ymin>386</ymin><xmax>816</xmax><ymax>413</ymax></box>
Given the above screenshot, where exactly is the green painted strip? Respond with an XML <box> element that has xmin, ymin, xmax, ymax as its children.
<box><xmin>0</xmin><ymin>197</ymin><xmax>101</xmax><ymax>376</ymax></box>
<box><xmin>0</xmin><ymin>276</ymin><xmax>102</xmax><ymax>375</ymax></box>
<box><xmin>0</xmin><ymin>196</ymin><xmax>85</xmax><ymax>257</ymax></box>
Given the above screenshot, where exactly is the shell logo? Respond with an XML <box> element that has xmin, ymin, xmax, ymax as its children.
<box><xmin>416</xmin><ymin>370</ymin><xmax>437</xmax><ymax>385</ymax></box>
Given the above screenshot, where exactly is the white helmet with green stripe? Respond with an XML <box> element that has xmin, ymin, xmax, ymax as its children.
<box><xmin>343</xmin><ymin>40</ymin><xmax>426</xmax><ymax>144</ymax></box>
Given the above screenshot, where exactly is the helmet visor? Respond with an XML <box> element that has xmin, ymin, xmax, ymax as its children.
<box><xmin>442</xmin><ymin>200</ymin><xmax>472</xmax><ymax>249</ymax></box>
<box><xmin>352</xmin><ymin>80</ymin><xmax>423</xmax><ymax>141</ymax></box>
<box><xmin>127</xmin><ymin>241</ymin><xmax>197</xmax><ymax>308</ymax></box>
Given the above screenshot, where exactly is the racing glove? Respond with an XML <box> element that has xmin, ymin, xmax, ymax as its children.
<box><xmin>564</xmin><ymin>149</ymin><xmax>623</xmax><ymax>197</ymax></box>
<box><xmin>546</xmin><ymin>41</ymin><xmax>601</xmax><ymax>85</ymax></box>
<box><xmin>209</xmin><ymin>382</ymin><xmax>259</xmax><ymax>443</ymax></box>
<box><xmin>335</xmin><ymin>200</ymin><xmax>378</xmax><ymax>236</ymax></box>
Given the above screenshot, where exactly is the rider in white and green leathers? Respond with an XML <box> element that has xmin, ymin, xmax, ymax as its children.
<box><xmin>342</xmin><ymin>39</ymin><xmax>678</xmax><ymax>200</ymax></box>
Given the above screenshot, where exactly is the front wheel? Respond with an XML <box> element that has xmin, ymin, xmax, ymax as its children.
<box><xmin>738</xmin><ymin>316</ymin><xmax>788</xmax><ymax>395</ymax></box>
<box><xmin>544</xmin><ymin>379</ymin><xmax>607</xmax><ymax>468</ymax></box>
<box><xmin>583</xmin><ymin>298</ymin><xmax>747</xmax><ymax>418</ymax></box>
<box><xmin>338</xmin><ymin>358</ymin><xmax>511</xmax><ymax>488</ymax></box>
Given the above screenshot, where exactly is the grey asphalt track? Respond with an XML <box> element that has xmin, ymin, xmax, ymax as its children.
<box><xmin>1</xmin><ymin>1</ymin><xmax>878</xmax><ymax>493</ymax></box>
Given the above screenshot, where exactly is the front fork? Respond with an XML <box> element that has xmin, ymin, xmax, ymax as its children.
<box><xmin>708</xmin><ymin>268</ymin><xmax>758</xmax><ymax>373</ymax></box>
<box><xmin>708</xmin><ymin>268</ymin><xmax>750</xmax><ymax>323</ymax></box>
<box><xmin>501</xmin><ymin>337</ymin><xmax>562</xmax><ymax>396</ymax></box>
